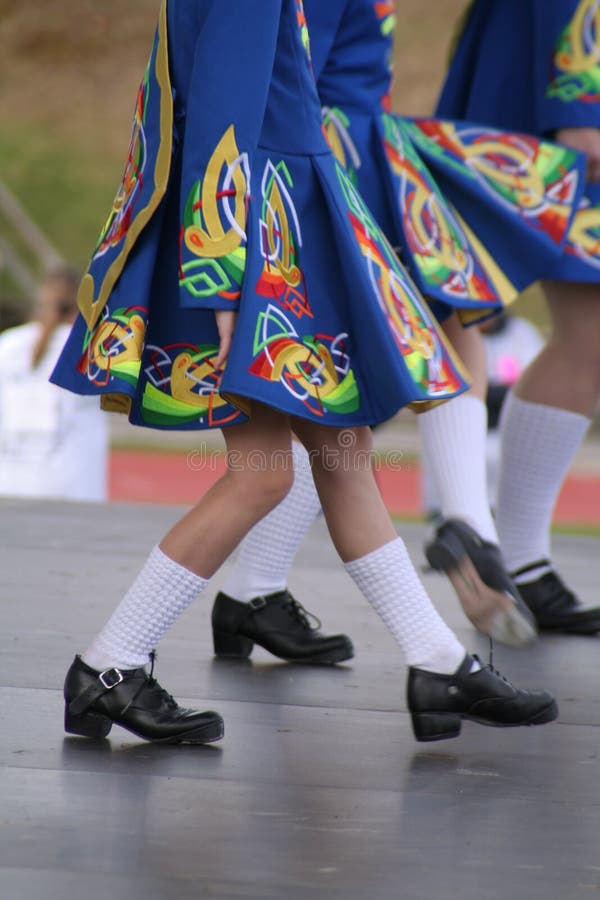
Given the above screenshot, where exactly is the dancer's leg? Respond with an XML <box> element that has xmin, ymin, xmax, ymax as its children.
<box><xmin>290</xmin><ymin>418</ymin><xmax>556</xmax><ymax>740</ymax></box>
<box><xmin>508</xmin><ymin>282</ymin><xmax>600</xmax><ymax>416</ymax></box>
<box><xmin>418</xmin><ymin>313</ymin><xmax>496</xmax><ymax>541</ymax></box>
<box><xmin>217</xmin><ymin>313</ymin><xmax>527</xmax><ymax>653</ymax></box>
<box><xmin>160</xmin><ymin>407</ymin><xmax>295</xmax><ymax>575</ymax></box>
<box><xmin>66</xmin><ymin>408</ymin><xmax>557</xmax><ymax>743</ymax></box>
<box><xmin>65</xmin><ymin>406</ymin><xmax>295</xmax><ymax>742</ymax></box>
<box><xmin>84</xmin><ymin>404</ymin><xmax>294</xmax><ymax>670</ymax></box>
<box><xmin>418</xmin><ymin>314</ymin><xmax>536</xmax><ymax>646</ymax></box>
<box><xmin>290</xmin><ymin>420</ymin><xmax>465</xmax><ymax>670</ymax></box>
<box><xmin>211</xmin><ymin>437</ymin><xmax>352</xmax><ymax>664</ymax></box>
<box><xmin>498</xmin><ymin>282</ymin><xmax>600</xmax><ymax>570</ymax></box>
<box><xmin>220</xmin><ymin>440</ymin><xmax>321</xmax><ymax>602</ymax></box>
<box><xmin>496</xmin><ymin>282</ymin><xmax>600</xmax><ymax>632</ymax></box>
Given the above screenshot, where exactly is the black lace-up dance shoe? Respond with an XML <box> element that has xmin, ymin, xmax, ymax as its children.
<box><xmin>407</xmin><ymin>653</ymin><xmax>558</xmax><ymax>742</ymax></box>
<box><xmin>211</xmin><ymin>590</ymin><xmax>354</xmax><ymax>664</ymax></box>
<box><xmin>512</xmin><ymin>560</ymin><xmax>600</xmax><ymax>635</ymax></box>
<box><xmin>64</xmin><ymin>655</ymin><xmax>224</xmax><ymax>743</ymax></box>
<box><xmin>425</xmin><ymin>518</ymin><xmax>537</xmax><ymax>647</ymax></box>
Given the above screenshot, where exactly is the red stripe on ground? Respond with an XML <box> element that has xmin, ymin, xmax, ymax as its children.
<box><xmin>109</xmin><ymin>449</ymin><xmax>227</xmax><ymax>505</ymax></box>
<box><xmin>552</xmin><ymin>473</ymin><xmax>600</xmax><ymax>526</ymax></box>
<box><xmin>109</xmin><ymin>450</ymin><xmax>600</xmax><ymax>525</ymax></box>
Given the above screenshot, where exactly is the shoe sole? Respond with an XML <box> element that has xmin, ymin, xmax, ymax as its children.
<box><xmin>216</xmin><ymin>648</ymin><xmax>354</xmax><ymax>665</ymax></box>
<box><xmin>149</xmin><ymin>720</ymin><xmax>225</xmax><ymax>744</ymax></box>
<box><xmin>214</xmin><ymin>632</ymin><xmax>354</xmax><ymax>665</ymax></box>
<box><xmin>412</xmin><ymin>698</ymin><xmax>558</xmax><ymax>742</ymax></box>
<box><xmin>65</xmin><ymin>712</ymin><xmax>225</xmax><ymax>744</ymax></box>
<box><xmin>268</xmin><ymin>645</ymin><xmax>354</xmax><ymax>665</ymax></box>
<box><xmin>448</xmin><ymin>557</ymin><xmax>537</xmax><ymax>647</ymax></box>
<box><xmin>426</xmin><ymin>544</ymin><xmax>537</xmax><ymax>648</ymax></box>
<box><xmin>534</xmin><ymin>610</ymin><xmax>600</xmax><ymax>635</ymax></box>
<box><xmin>467</xmin><ymin>698</ymin><xmax>559</xmax><ymax>729</ymax></box>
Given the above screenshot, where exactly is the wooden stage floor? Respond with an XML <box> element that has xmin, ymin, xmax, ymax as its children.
<box><xmin>1</xmin><ymin>499</ymin><xmax>599</xmax><ymax>899</ymax></box>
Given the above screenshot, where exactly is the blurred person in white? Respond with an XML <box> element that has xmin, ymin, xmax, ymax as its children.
<box><xmin>0</xmin><ymin>294</ymin><xmax>29</xmax><ymax>334</ymax></box>
<box><xmin>0</xmin><ymin>266</ymin><xmax>108</xmax><ymax>500</ymax></box>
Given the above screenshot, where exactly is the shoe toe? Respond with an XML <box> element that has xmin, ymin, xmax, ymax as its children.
<box><xmin>489</xmin><ymin>603</ymin><xmax>538</xmax><ymax>648</ymax></box>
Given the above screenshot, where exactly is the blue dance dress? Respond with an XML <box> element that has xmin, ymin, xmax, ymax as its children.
<box><xmin>51</xmin><ymin>0</ymin><xmax>471</xmax><ymax>430</ymax></box>
<box><xmin>437</xmin><ymin>0</ymin><xmax>600</xmax><ymax>282</ymax></box>
<box><xmin>306</xmin><ymin>0</ymin><xmax>586</xmax><ymax>322</ymax></box>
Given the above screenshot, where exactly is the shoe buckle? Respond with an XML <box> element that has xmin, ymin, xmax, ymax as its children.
<box><xmin>99</xmin><ymin>667</ymin><xmax>124</xmax><ymax>690</ymax></box>
<box><xmin>249</xmin><ymin>596</ymin><xmax>268</xmax><ymax>611</ymax></box>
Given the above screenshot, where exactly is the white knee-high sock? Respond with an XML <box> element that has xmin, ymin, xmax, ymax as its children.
<box><xmin>418</xmin><ymin>394</ymin><xmax>498</xmax><ymax>543</ymax></box>
<box><xmin>496</xmin><ymin>393</ymin><xmax>591</xmax><ymax>578</ymax></box>
<box><xmin>83</xmin><ymin>545</ymin><xmax>208</xmax><ymax>671</ymax></box>
<box><xmin>344</xmin><ymin>538</ymin><xmax>466</xmax><ymax>673</ymax></box>
<box><xmin>221</xmin><ymin>442</ymin><xmax>322</xmax><ymax>602</ymax></box>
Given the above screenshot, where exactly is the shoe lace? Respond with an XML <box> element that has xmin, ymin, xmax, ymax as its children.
<box><xmin>145</xmin><ymin>650</ymin><xmax>179</xmax><ymax>709</ymax></box>
<box><xmin>283</xmin><ymin>595</ymin><xmax>321</xmax><ymax>632</ymax></box>
<box><xmin>119</xmin><ymin>651</ymin><xmax>179</xmax><ymax>714</ymax></box>
<box><xmin>473</xmin><ymin>639</ymin><xmax>513</xmax><ymax>688</ymax></box>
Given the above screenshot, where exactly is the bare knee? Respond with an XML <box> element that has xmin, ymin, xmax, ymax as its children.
<box><xmin>301</xmin><ymin>427</ymin><xmax>374</xmax><ymax>484</ymax></box>
<box><xmin>227</xmin><ymin>463</ymin><xmax>294</xmax><ymax>517</ymax></box>
<box><xmin>261</xmin><ymin>464</ymin><xmax>295</xmax><ymax>507</ymax></box>
<box><xmin>544</xmin><ymin>281</ymin><xmax>600</xmax><ymax>361</ymax></box>
<box><xmin>221</xmin><ymin>406</ymin><xmax>294</xmax><ymax>515</ymax></box>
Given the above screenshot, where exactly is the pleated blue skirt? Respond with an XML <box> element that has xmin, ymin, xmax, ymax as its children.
<box><xmin>437</xmin><ymin>0</ymin><xmax>600</xmax><ymax>283</ymax></box>
<box><xmin>51</xmin><ymin>0</ymin><xmax>470</xmax><ymax>431</ymax></box>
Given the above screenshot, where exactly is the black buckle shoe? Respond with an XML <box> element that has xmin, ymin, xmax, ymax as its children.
<box><xmin>512</xmin><ymin>560</ymin><xmax>600</xmax><ymax>635</ymax></box>
<box><xmin>425</xmin><ymin>518</ymin><xmax>537</xmax><ymax>647</ymax></box>
<box><xmin>407</xmin><ymin>653</ymin><xmax>558</xmax><ymax>742</ymax></box>
<box><xmin>64</xmin><ymin>655</ymin><xmax>224</xmax><ymax>743</ymax></box>
<box><xmin>211</xmin><ymin>590</ymin><xmax>354</xmax><ymax>664</ymax></box>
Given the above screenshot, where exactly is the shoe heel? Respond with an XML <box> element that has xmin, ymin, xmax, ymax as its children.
<box><xmin>65</xmin><ymin>707</ymin><xmax>113</xmax><ymax>738</ymax></box>
<box><xmin>411</xmin><ymin>711</ymin><xmax>462</xmax><ymax>742</ymax></box>
<box><xmin>426</xmin><ymin>532</ymin><xmax>465</xmax><ymax>572</ymax></box>
<box><xmin>212</xmin><ymin>630</ymin><xmax>254</xmax><ymax>659</ymax></box>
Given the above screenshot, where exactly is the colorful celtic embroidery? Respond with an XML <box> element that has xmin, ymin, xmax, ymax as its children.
<box><xmin>322</xmin><ymin>107</ymin><xmax>362</xmax><ymax>187</ymax></box>
<box><xmin>296</xmin><ymin>0</ymin><xmax>312</xmax><ymax>61</ymax></box>
<box><xmin>256</xmin><ymin>160</ymin><xmax>312</xmax><ymax>319</ymax></box>
<box><xmin>374</xmin><ymin>1</ymin><xmax>397</xmax><ymax>37</ymax></box>
<box><xmin>76</xmin><ymin>4</ymin><xmax>172</xmax><ymax>332</ymax></box>
<box><xmin>180</xmin><ymin>125</ymin><xmax>250</xmax><ymax>303</ymax></box>
<box><xmin>93</xmin><ymin>69</ymin><xmax>150</xmax><ymax>259</ymax></box>
<box><xmin>249</xmin><ymin>304</ymin><xmax>359</xmax><ymax>416</ymax></box>
<box><xmin>547</xmin><ymin>0</ymin><xmax>600</xmax><ymax>103</ymax></box>
<box><xmin>334</xmin><ymin>162</ymin><xmax>465</xmax><ymax>399</ymax></box>
<box><xmin>140</xmin><ymin>343</ymin><xmax>242</xmax><ymax>427</ymax></box>
<box><xmin>380</xmin><ymin>115</ymin><xmax>504</xmax><ymax>305</ymax></box>
<box><xmin>78</xmin><ymin>306</ymin><xmax>148</xmax><ymax>388</ymax></box>
<box><xmin>410</xmin><ymin>121</ymin><xmax>581</xmax><ymax>247</ymax></box>
<box><xmin>372</xmin><ymin>2</ymin><xmax>395</xmax><ymax>112</ymax></box>
<box><xmin>563</xmin><ymin>199</ymin><xmax>600</xmax><ymax>269</ymax></box>
<box><xmin>249</xmin><ymin>155</ymin><xmax>358</xmax><ymax>416</ymax></box>
<box><xmin>77</xmin><ymin>304</ymin><xmax>240</xmax><ymax>427</ymax></box>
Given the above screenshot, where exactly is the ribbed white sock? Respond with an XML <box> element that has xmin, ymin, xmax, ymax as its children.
<box><xmin>221</xmin><ymin>442</ymin><xmax>322</xmax><ymax>602</ymax></box>
<box><xmin>496</xmin><ymin>393</ymin><xmax>590</xmax><ymax>579</ymax></box>
<box><xmin>418</xmin><ymin>394</ymin><xmax>498</xmax><ymax>543</ymax></box>
<box><xmin>344</xmin><ymin>537</ymin><xmax>466</xmax><ymax>673</ymax></box>
<box><xmin>83</xmin><ymin>545</ymin><xmax>208</xmax><ymax>670</ymax></box>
